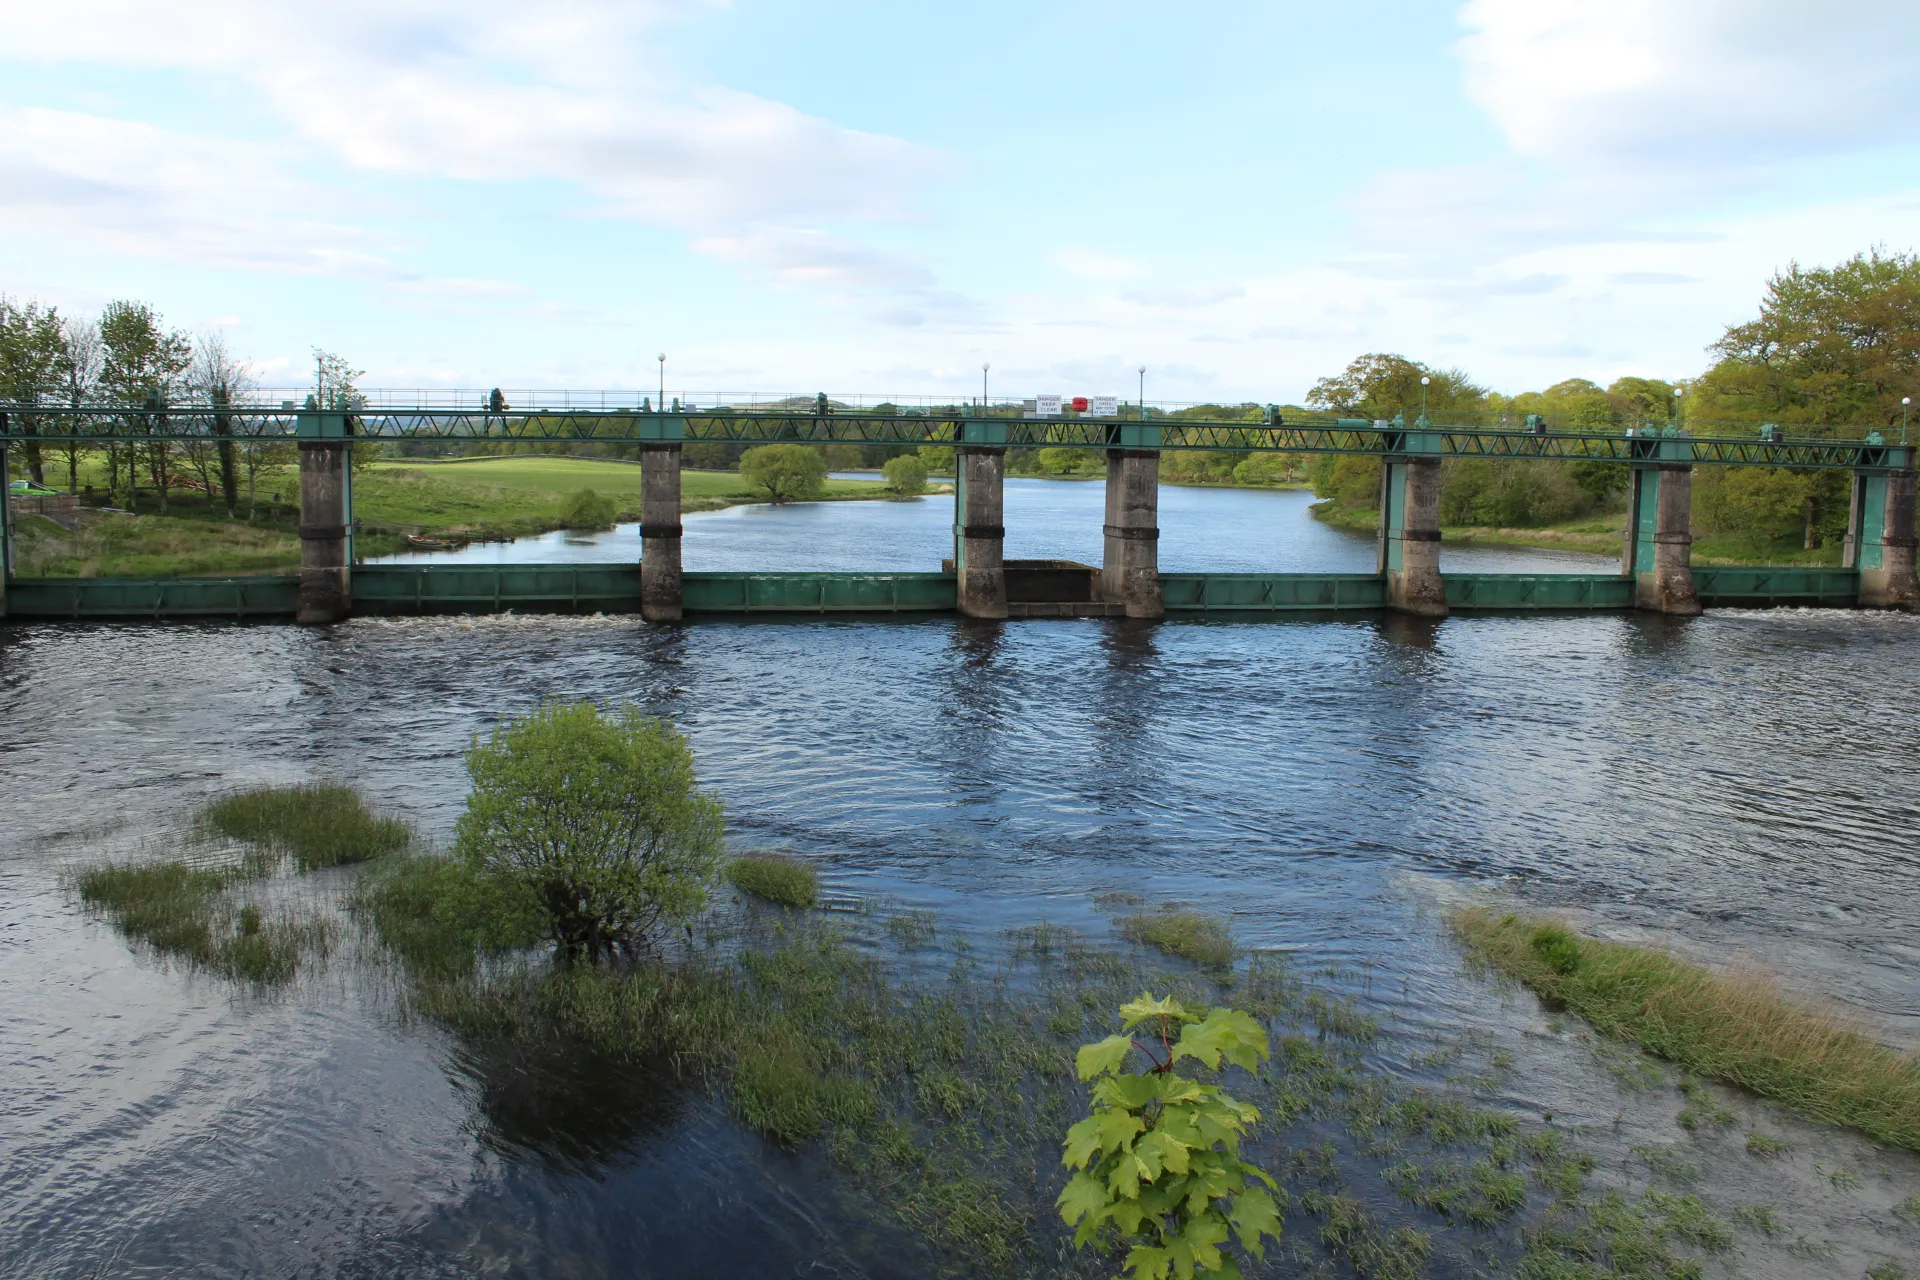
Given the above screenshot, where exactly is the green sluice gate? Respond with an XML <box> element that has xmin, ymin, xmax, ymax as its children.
<box><xmin>6</xmin><ymin>575</ymin><xmax>301</xmax><ymax>619</ymax></box>
<box><xmin>1160</xmin><ymin>573</ymin><xmax>1385</xmax><ymax>611</ymax></box>
<box><xmin>682</xmin><ymin>571</ymin><xmax>956</xmax><ymax>613</ymax></box>
<box><xmin>0</xmin><ymin>565</ymin><xmax>1870</xmax><ymax>619</ymax></box>
<box><xmin>353</xmin><ymin>565</ymin><xmax>643</xmax><ymax>615</ymax></box>
<box><xmin>1694</xmin><ymin>567</ymin><xmax>1859</xmax><ymax>608</ymax></box>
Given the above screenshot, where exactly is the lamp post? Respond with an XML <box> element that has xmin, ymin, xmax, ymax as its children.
<box><xmin>1138</xmin><ymin>365</ymin><xmax>1146</xmax><ymax>418</ymax></box>
<box><xmin>1904</xmin><ymin>396</ymin><xmax>1912</xmax><ymax>446</ymax></box>
<box><xmin>981</xmin><ymin>362</ymin><xmax>989</xmax><ymax>410</ymax></box>
<box><xmin>656</xmin><ymin>353</ymin><xmax>666</xmax><ymax>411</ymax></box>
<box><xmin>1673</xmin><ymin>385</ymin><xmax>1684</xmax><ymax>431</ymax></box>
<box><xmin>1420</xmin><ymin>374</ymin><xmax>1430</xmax><ymax>425</ymax></box>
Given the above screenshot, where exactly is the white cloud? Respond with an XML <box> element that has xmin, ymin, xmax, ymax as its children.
<box><xmin>1457</xmin><ymin>0</ymin><xmax>1920</xmax><ymax>172</ymax></box>
<box><xmin>0</xmin><ymin>108</ymin><xmax>405</xmax><ymax>276</ymax></box>
<box><xmin>0</xmin><ymin>0</ymin><xmax>945</xmax><ymax>289</ymax></box>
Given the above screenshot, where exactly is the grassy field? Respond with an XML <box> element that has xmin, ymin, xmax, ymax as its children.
<box><xmin>11</xmin><ymin>455</ymin><xmax>896</xmax><ymax>577</ymax></box>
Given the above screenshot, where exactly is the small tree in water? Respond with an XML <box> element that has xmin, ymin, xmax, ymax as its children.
<box><xmin>455</xmin><ymin>703</ymin><xmax>724</xmax><ymax>962</ymax></box>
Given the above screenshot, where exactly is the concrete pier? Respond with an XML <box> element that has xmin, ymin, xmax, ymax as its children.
<box><xmin>1847</xmin><ymin>453</ymin><xmax>1919</xmax><ymax>610</ymax></box>
<box><xmin>1102</xmin><ymin>449</ymin><xmax>1163</xmax><ymax>619</ymax></box>
<box><xmin>1624</xmin><ymin>459</ymin><xmax>1701</xmax><ymax>615</ymax></box>
<box><xmin>640</xmin><ymin>444</ymin><xmax>684</xmax><ymax>621</ymax></box>
<box><xmin>1380</xmin><ymin>456</ymin><xmax>1447</xmax><ymax>617</ymax></box>
<box><xmin>954</xmin><ymin>446</ymin><xmax>1007</xmax><ymax>619</ymax></box>
<box><xmin>296</xmin><ymin>439</ymin><xmax>351</xmax><ymax>625</ymax></box>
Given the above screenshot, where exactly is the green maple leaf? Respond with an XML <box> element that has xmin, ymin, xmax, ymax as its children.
<box><xmin>1226</xmin><ymin>1186</ymin><xmax>1282</xmax><ymax>1255</ymax></box>
<box><xmin>1180</xmin><ymin>1215</ymin><xmax>1230</xmax><ymax>1273</ymax></box>
<box><xmin>1108</xmin><ymin>1154</ymin><xmax>1144</xmax><ymax>1200</ymax></box>
<box><xmin>1057</xmin><ymin>1170</ymin><xmax>1109</xmax><ymax>1231</ymax></box>
<box><xmin>1137</xmin><ymin>1129</ymin><xmax>1192</xmax><ymax>1176</ymax></box>
<box><xmin>1121</xmin><ymin>992</ymin><xmax>1192</xmax><ymax>1030</ymax></box>
<box><xmin>1062</xmin><ymin>1115</ymin><xmax>1103</xmax><ymax>1170</ymax></box>
<box><xmin>1097</xmin><ymin>1107</ymin><xmax>1146</xmax><ymax>1157</ymax></box>
<box><xmin>1096</xmin><ymin>1073</ymin><xmax>1162</xmax><ymax>1111</ymax></box>
<box><xmin>1123</xmin><ymin>1243</ymin><xmax>1174</xmax><ymax>1280</ymax></box>
<box><xmin>1076</xmin><ymin>1033</ymin><xmax>1135</xmax><ymax>1081</ymax></box>
<box><xmin>1173</xmin><ymin>1009</ymin><xmax>1270</xmax><ymax>1072</ymax></box>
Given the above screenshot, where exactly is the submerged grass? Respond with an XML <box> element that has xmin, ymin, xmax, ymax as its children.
<box><xmin>724</xmin><ymin>853</ymin><xmax>819</xmax><ymax>908</ymax></box>
<box><xmin>352</xmin><ymin>854</ymin><xmax>1750</xmax><ymax>1279</ymax></box>
<box><xmin>76</xmin><ymin>857</ymin><xmax>326</xmax><ymax>984</ymax></box>
<box><xmin>1117</xmin><ymin>905</ymin><xmax>1237</xmax><ymax>968</ymax></box>
<box><xmin>201</xmin><ymin>783</ymin><xmax>411</xmax><ymax>869</ymax></box>
<box><xmin>1451</xmin><ymin>907</ymin><xmax>1920</xmax><ymax>1151</ymax></box>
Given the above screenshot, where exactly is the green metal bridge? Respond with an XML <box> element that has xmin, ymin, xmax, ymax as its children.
<box><xmin>0</xmin><ymin>400</ymin><xmax>1913</xmax><ymax>624</ymax></box>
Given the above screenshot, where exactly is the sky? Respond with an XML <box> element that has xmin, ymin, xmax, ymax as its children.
<box><xmin>2</xmin><ymin>0</ymin><xmax>1918</xmax><ymax>404</ymax></box>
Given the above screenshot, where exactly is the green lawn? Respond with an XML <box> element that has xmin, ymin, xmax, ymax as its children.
<box><xmin>11</xmin><ymin>455</ymin><xmax>897</xmax><ymax>577</ymax></box>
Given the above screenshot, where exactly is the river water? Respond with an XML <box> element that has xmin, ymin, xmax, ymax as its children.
<box><xmin>5</xmin><ymin>481</ymin><xmax>1918</xmax><ymax>1278</ymax></box>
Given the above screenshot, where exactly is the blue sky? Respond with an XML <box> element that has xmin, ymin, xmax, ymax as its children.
<box><xmin>2</xmin><ymin>0</ymin><xmax>1917</xmax><ymax>403</ymax></box>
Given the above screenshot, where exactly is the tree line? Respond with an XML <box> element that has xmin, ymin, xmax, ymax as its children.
<box><xmin>0</xmin><ymin>296</ymin><xmax>365</xmax><ymax>518</ymax></box>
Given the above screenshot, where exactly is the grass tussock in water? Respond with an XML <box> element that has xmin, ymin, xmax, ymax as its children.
<box><xmin>1117</xmin><ymin>905</ymin><xmax>1236</xmax><ymax>968</ymax></box>
<box><xmin>76</xmin><ymin>858</ymin><xmax>327</xmax><ymax>984</ymax></box>
<box><xmin>725</xmin><ymin>853</ymin><xmax>819</xmax><ymax>908</ymax></box>
<box><xmin>202</xmin><ymin>783</ymin><xmax>411</xmax><ymax>870</ymax></box>
<box><xmin>1451</xmin><ymin>907</ymin><xmax>1920</xmax><ymax>1151</ymax></box>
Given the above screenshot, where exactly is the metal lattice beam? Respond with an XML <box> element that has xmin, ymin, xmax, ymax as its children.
<box><xmin>0</xmin><ymin>406</ymin><xmax>1908</xmax><ymax>469</ymax></box>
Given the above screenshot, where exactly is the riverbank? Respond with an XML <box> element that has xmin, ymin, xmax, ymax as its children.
<box><xmin>1308</xmin><ymin>501</ymin><xmax>1849</xmax><ymax>566</ymax></box>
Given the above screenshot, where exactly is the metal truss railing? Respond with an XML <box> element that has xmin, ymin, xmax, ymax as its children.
<box><xmin>0</xmin><ymin>406</ymin><xmax>1908</xmax><ymax>470</ymax></box>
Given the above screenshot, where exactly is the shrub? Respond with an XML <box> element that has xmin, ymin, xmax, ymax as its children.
<box><xmin>1231</xmin><ymin>454</ymin><xmax>1294</xmax><ymax>486</ymax></box>
<box><xmin>739</xmin><ymin>443</ymin><xmax>828</xmax><ymax>503</ymax></box>
<box><xmin>559</xmin><ymin>487</ymin><xmax>617</xmax><ymax>530</ymax></box>
<box><xmin>1059</xmin><ymin>993</ymin><xmax>1282</xmax><ymax>1279</ymax></box>
<box><xmin>202</xmin><ymin>783</ymin><xmax>410</xmax><ymax>869</ymax></box>
<box><xmin>881</xmin><ymin>454</ymin><xmax>929</xmax><ymax>496</ymax></box>
<box><xmin>727</xmin><ymin>853</ymin><xmax>819</xmax><ymax>907</ymax></box>
<box><xmin>455</xmin><ymin>702</ymin><xmax>726</xmax><ymax>962</ymax></box>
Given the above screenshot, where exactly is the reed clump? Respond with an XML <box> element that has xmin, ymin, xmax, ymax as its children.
<box><xmin>76</xmin><ymin>858</ymin><xmax>321</xmax><ymax>984</ymax></box>
<box><xmin>202</xmin><ymin>783</ymin><xmax>411</xmax><ymax>869</ymax></box>
<box><xmin>1118</xmin><ymin>905</ymin><xmax>1237</xmax><ymax>969</ymax></box>
<box><xmin>725</xmin><ymin>853</ymin><xmax>819</xmax><ymax>908</ymax></box>
<box><xmin>1450</xmin><ymin>907</ymin><xmax>1920</xmax><ymax>1151</ymax></box>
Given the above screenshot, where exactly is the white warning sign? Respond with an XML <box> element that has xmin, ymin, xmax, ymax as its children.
<box><xmin>1035</xmin><ymin>394</ymin><xmax>1062</xmax><ymax>417</ymax></box>
<box><xmin>1088</xmin><ymin>396</ymin><xmax>1119</xmax><ymax>418</ymax></box>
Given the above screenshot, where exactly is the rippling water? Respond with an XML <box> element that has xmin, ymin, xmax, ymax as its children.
<box><xmin>5</xmin><ymin>485</ymin><xmax>1918</xmax><ymax>1277</ymax></box>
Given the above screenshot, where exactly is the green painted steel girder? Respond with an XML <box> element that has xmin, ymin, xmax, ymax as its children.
<box><xmin>0</xmin><ymin>405</ymin><xmax>1911</xmax><ymax>470</ymax></box>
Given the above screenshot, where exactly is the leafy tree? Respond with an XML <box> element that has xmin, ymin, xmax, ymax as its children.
<box><xmin>1230</xmin><ymin>454</ymin><xmax>1295</xmax><ymax>486</ymax></box>
<box><xmin>739</xmin><ymin>442</ymin><xmax>828</xmax><ymax>503</ymax></box>
<box><xmin>0</xmin><ymin>295</ymin><xmax>69</xmax><ymax>484</ymax></box>
<box><xmin>1059</xmin><ymin>993</ymin><xmax>1282</xmax><ymax>1280</ymax></box>
<box><xmin>917</xmin><ymin>444</ymin><xmax>955</xmax><ymax>475</ymax></box>
<box><xmin>192</xmin><ymin>331</ymin><xmax>252</xmax><ymax>515</ymax></box>
<box><xmin>820</xmin><ymin>443</ymin><xmax>862</xmax><ymax>472</ymax></box>
<box><xmin>881</xmin><ymin>453</ymin><xmax>928</xmax><ymax>495</ymax></box>
<box><xmin>1310</xmin><ymin>454</ymin><xmax>1383</xmax><ymax>509</ymax></box>
<box><xmin>99</xmin><ymin>301</ymin><xmax>192</xmax><ymax>510</ymax></box>
<box><xmin>1308</xmin><ymin>353</ymin><xmax>1486</xmax><ymax>420</ymax></box>
<box><xmin>560</xmin><ymin>487</ymin><xmax>617</xmax><ymax>530</ymax></box>
<box><xmin>455</xmin><ymin>702</ymin><xmax>725</xmax><ymax>963</ymax></box>
<box><xmin>1698</xmin><ymin>248</ymin><xmax>1920</xmax><ymax>429</ymax></box>
<box><xmin>313</xmin><ymin>348</ymin><xmax>386</xmax><ymax>472</ymax></box>
<box><xmin>56</xmin><ymin>315</ymin><xmax>103</xmax><ymax>493</ymax></box>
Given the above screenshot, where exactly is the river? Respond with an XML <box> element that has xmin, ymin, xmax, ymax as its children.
<box><xmin>4</xmin><ymin>480</ymin><xmax>1917</xmax><ymax>1277</ymax></box>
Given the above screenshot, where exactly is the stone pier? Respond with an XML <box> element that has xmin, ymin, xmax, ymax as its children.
<box><xmin>954</xmin><ymin>445</ymin><xmax>1007</xmax><ymax>619</ymax></box>
<box><xmin>296</xmin><ymin>412</ymin><xmax>351</xmax><ymax>625</ymax></box>
<box><xmin>1379</xmin><ymin>454</ymin><xmax>1447</xmax><ymax>617</ymax></box>
<box><xmin>1101</xmin><ymin>449</ymin><xmax>1163</xmax><ymax>618</ymax></box>
<box><xmin>0</xmin><ymin>437</ymin><xmax>10</xmax><ymax>619</ymax></box>
<box><xmin>1623</xmin><ymin>452</ymin><xmax>1701</xmax><ymax>615</ymax></box>
<box><xmin>1846</xmin><ymin>448</ymin><xmax>1919</xmax><ymax>610</ymax></box>
<box><xmin>641</xmin><ymin>444</ymin><xmax>684</xmax><ymax>621</ymax></box>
